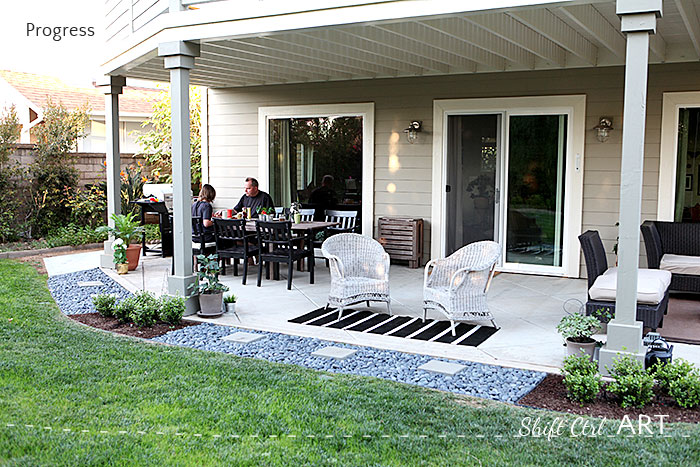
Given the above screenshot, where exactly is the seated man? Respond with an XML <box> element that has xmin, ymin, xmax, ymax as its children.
<box><xmin>233</xmin><ymin>177</ymin><xmax>275</xmax><ymax>218</ymax></box>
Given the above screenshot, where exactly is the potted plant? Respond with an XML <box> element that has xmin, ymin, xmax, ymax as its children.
<box><xmin>223</xmin><ymin>293</ymin><xmax>237</xmax><ymax>313</ymax></box>
<box><xmin>190</xmin><ymin>254</ymin><xmax>229</xmax><ymax>317</ymax></box>
<box><xmin>112</xmin><ymin>238</ymin><xmax>128</xmax><ymax>274</ymax></box>
<box><xmin>290</xmin><ymin>202</ymin><xmax>302</xmax><ymax>224</ymax></box>
<box><xmin>465</xmin><ymin>173</ymin><xmax>494</xmax><ymax>209</ymax></box>
<box><xmin>592</xmin><ymin>307</ymin><xmax>613</xmax><ymax>334</ymax></box>
<box><xmin>556</xmin><ymin>313</ymin><xmax>601</xmax><ymax>360</ymax></box>
<box><xmin>98</xmin><ymin>212</ymin><xmax>145</xmax><ymax>271</ymax></box>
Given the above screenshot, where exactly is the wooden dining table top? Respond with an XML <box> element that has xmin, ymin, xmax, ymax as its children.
<box><xmin>242</xmin><ymin>220</ymin><xmax>339</xmax><ymax>232</ymax></box>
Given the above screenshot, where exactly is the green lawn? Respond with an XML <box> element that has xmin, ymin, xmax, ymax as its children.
<box><xmin>0</xmin><ymin>259</ymin><xmax>698</xmax><ymax>465</ymax></box>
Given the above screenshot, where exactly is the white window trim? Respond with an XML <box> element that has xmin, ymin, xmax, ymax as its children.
<box><xmin>258</xmin><ymin>103</ymin><xmax>374</xmax><ymax>236</ymax></box>
<box><xmin>432</xmin><ymin>95</ymin><xmax>586</xmax><ymax>278</ymax></box>
<box><xmin>658</xmin><ymin>92</ymin><xmax>700</xmax><ymax>221</ymax></box>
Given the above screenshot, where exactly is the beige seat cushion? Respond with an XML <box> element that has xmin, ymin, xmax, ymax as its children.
<box><xmin>589</xmin><ymin>268</ymin><xmax>672</xmax><ymax>305</ymax></box>
<box><xmin>192</xmin><ymin>241</ymin><xmax>216</xmax><ymax>250</ymax></box>
<box><xmin>660</xmin><ymin>254</ymin><xmax>700</xmax><ymax>276</ymax></box>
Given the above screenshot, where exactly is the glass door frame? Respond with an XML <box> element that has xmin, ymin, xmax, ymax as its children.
<box><xmin>258</xmin><ymin>103</ymin><xmax>375</xmax><ymax>236</ymax></box>
<box><xmin>432</xmin><ymin>95</ymin><xmax>586</xmax><ymax>277</ymax></box>
<box><xmin>658</xmin><ymin>92</ymin><xmax>700</xmax><ymax>221</ymax></box>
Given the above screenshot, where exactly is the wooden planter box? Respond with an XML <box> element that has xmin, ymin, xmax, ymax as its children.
<box><xmin>377</xmin><ymin>217</ymin><xmax>423</xmax><ymax>268</ymax></box>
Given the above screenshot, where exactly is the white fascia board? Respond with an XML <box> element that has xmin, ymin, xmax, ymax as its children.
<box><xmin>101</xmin><ymin>0</ymin><xmax>586</xmax><ymax>75</ymax></box>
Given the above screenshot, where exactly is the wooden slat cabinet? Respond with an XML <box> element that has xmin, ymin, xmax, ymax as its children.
<box><xmin>377</xmin><ymin>217</ymin><xmax>423</xmax><ymax>268</ymax></box>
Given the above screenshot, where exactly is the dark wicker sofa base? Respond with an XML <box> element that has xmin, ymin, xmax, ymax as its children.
<box><xmin>584</xmin><ymin>291</ymin><xmax>669</xmax><ymax>331</ymax></box>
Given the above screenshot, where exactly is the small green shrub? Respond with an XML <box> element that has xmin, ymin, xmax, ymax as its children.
<box><xmin>129</xmin><ymin>291</ymin><xmax>160</xmax><ymax>327</ymax></box>
<box><xmin>159</xmin><ymin>295</ymin><xmax>185</xmax><ymax>325</ymax></box>
<box><xmin>45</xmin><ymin>224</ymin><xmax>107</xmax><ymax>248</ymax></box>
<box><xmin>606</xmin><ymin>354</ymin><xmax>654</xmax><ymax>408</ymax></box>
<box><xmin>561</xmin><ymin>353</ymin><xmax>601</xmax><ymax>404</ymax></box>
<box><xmin>652</xmin><ymin>359</ymin><xmax>696</xmax><ymax>393</ymax></box>
<box><xmin>223</xmin><ymin>293</ymin><xmax>237</xmax><ymax>304</ymax></box>
<box><xmin>114</xmin><ymin>296</ymin><xmax>136</xmax><ymax>323</ymax></box>
<box><xmin>91</xmin><ymin>294</ymin><xmax>116</xmax><ymax>318</ymax></box>
<box><xmin>669</xmin><ymin>372</ymin><xmax>700</xmax><ymax>408</ymax></box>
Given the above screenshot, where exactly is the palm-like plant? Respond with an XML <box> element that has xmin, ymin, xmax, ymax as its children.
<box><xmin>97</xmin><ymin>212</ymin><xmax>145</xmax><ymax>244</ymax></box>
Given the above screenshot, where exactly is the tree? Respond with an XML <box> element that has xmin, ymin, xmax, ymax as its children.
<box><xmin>28</xmin><ymin>100</ymin><xmax>89</xmax><ymax>237</ymax></box>
<box><xmin>0</xmin><ymin>106</ymin><xmax>23</xmax><ymax>242</ymax></box>
<box><xmin>133</xmin><ymin>87</ymin><xmax>201</xmax><ymax>189</ymax></box>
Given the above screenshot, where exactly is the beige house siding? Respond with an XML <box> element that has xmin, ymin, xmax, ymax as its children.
<box><xmin>206</xmin><ymin>62</ymin><xmax>700</xmax><ymax>277</ymax></box>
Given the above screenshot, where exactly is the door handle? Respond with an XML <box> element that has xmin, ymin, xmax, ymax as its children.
<box><xmin>446</xmin><ymin>185</ymin><xmax>451</xmax><ymax>192</ymax></box>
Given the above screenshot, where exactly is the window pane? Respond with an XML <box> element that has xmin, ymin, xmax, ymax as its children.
<box><xmin>268</xmin><ymin>117</ymin><xmax>362</xmax><ymax>220</ymax></box>
<box><xmin>675</xmin><ymin>108</ymin><xmax>700</xmax><ymax>222</ymax></box>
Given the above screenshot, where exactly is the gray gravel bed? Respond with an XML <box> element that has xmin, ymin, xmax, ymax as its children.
<box><xmin>47</xmin><ymin>268</ymin><xmax>132</xmax><ymax>315</ymax></box>
<box><xmin>152</xmin><ymin>323</ymin><xmax>545</xmax><ymax>403</ymax></box>
<box><xmin>48</xmin><ymin>268</ymin><xmax>545</xmax><ymax>402</ymax></box>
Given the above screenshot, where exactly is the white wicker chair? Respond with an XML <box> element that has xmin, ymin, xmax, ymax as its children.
<box><xmin>423</xmin><ymin>241</ymin><xmax>501</xmax><ymax>335</ymax></box>
<box><xmin>321</xmin><ymin>233</ymin><xmax>391</xmax><ymax>320</ymax></box>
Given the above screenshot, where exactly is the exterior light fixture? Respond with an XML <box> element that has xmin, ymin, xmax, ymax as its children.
<box><xmin>403</xmin><ymin>120</ymin><xmax>422</xmax><ymax>144</ymax></box>
<box><xmin>593</xmin><ymin>117</ymin><xmax>613</xmax><ymax>143</ymax></box>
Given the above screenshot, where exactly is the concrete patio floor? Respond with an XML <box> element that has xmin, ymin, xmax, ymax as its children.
<box><xmin>45</xmin><ymin>250</ymin><xmax>700</xmax><ymax>373</ymax></box>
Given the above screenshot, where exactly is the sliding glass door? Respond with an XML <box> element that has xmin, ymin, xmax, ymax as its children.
<box><xmin>445</xmin><ymin>112</ymin><xmax>568</xmax><ymax>272</ymax></box>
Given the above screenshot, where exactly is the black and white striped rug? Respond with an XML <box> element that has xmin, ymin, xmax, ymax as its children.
<box><xmin>289</xmin><ymin>308</ymin><xmax>498</xmax><ymax>347</ymax></box>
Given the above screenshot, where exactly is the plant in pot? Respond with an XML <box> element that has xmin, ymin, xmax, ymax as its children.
<box><xmin>190</xmin><ymin>254</ymin><xmax>229</xmax><ymax>317</ymax></box>
<box><xmin>592</xmin><ymin>307</ymin><xmax>613</xmax><ymax>334</ymax></box>
<box><xmin>290</xmin><ymin>202</ymin><xmax>302</xmax><ymax>224</ymax></box>
<box><xmin>97</xmin><ymin>212</ymin><xmax>145</xmax><ymax>271</ymax></box>
<box><xmin>111</xmin><ymin>238</ymin><xmax>128</xmax><ymax>274</ymax></box>
<box><xmin>223</xmin><ymin>293</ymin><xmax>237</xmax><ymax>313</ymax></box>
<box><xmin>466</xmin><ymin>173</ymin><xmax>494</xmax><ymax>210</ymax></box>
<box><xmin>556</xmin><ymin>312</ymin><xmax>601</xmax><ymax>360</ymax></box>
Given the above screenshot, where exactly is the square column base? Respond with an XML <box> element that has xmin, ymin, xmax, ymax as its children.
<box><xmin>167</xmin><ymin>274</ymin><xmax>199</xmax><ymax>315</ymax></box>
<box><xmin>598</xmin><ymin>319</ymin><xmax>645</xmax><ymax>376</ymax></box>
<box><xmin>100</xmin><ymin>240</ymin><xmax>115</xmax><ymax>269</ymax></box>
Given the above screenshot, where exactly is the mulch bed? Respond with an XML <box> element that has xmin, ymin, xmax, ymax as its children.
<box><xmin>519</xmin><ymin>374</ymin><xmax>700</xmax><ymax>423</ymax></box>
<box><xmin>69</xmin><ymin>313</ymin><xmax>197</xmax><ymax>339</ymax></box>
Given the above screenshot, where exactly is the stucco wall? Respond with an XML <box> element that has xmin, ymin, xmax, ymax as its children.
<box><xmin>205</xmin><ymin>62</ymin><xmax>700</xmax><ymax>277</ymax></box>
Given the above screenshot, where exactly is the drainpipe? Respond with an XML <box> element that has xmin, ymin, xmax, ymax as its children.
<box><xmin>97</xmin><ymin>75</ymin><xmax>126</xmax><ymax>269</ymax></box>
<box><xmin>159</xmin><ymin>41</ymin><xmax>201</xmax><ymax>315</ymax></box>
<box><xmin>598</xmin><ymin>0</ymin><xmax>663</xmax><ymax>375</ymax></box>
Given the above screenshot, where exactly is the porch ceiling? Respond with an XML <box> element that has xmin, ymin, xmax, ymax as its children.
<box><xmin>109</xmin><ymin>0</ymin><xmax>700</xmax><ymax>88</ymax></box>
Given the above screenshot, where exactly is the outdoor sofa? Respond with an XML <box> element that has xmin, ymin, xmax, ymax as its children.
<box><xmin>641</xmin><ymin>220</ymin><xmax>700</xmax><ymax>294</ymax></box>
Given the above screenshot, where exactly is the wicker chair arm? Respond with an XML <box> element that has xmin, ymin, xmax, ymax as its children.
<box><xmin>324</xmin><ymin>253</ymin><xmax>345</xmax><ymax>278</ymax></box>
<box><xmin>382</xmin><ymin>252</ymin><xmax>391</xmax><ymax>281</ymax></box>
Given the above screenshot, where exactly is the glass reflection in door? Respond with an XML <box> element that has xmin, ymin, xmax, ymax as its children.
<box><xmin>505</xmin><ymin>115</ymin><xmax>567</xmax><ymax>267</ymax></box>
<box><xmin>446</xmin><ymin>114</ymin><xmax>500</xmax><ymax>256</ymax></box>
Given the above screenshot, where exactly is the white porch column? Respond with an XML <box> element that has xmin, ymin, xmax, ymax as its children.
<box><xmin>159</xmin><ymin>41</ymin><xmax>200</xmax><ymax>314</ymax></box>
<box><xmin>97</xmin><ymin>75</ymin><xmax>126</xmax><ymax>269</ymax></box>
<box><xmin>599</xmin><ymin>0</ymin><xmax>663</xmax><ymax>374</ymax></box>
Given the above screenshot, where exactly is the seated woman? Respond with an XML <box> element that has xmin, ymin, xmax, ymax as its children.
<box><xmin>192</xmin><ymin>184</ymin><xmax>216</xmax><ymax>243</ymax></box>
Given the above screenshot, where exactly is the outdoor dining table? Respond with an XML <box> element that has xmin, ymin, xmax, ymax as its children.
<box><xmin>242</xmin><ymin>220</ymin><xmax>339</xmax><ymax>276</ymax></box>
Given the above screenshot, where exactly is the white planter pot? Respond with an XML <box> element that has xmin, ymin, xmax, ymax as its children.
<box><xmin>198</xmin><ymin>292</ymin><xmax>224</xmax><ymax>317</ymax></box>
<box><xmin>565</xmin><ymin>338</ymin><xmax>597</xmax><ymax>360</ymax></box>
<box><xmin>225</xmin><ymin>302</ymin><xmax>236</xmax><ymax>314</ymax></box>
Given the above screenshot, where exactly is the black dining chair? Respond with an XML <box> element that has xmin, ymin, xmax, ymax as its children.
<box><xmin>213</xmin><ymin>218</ymin><xmax>259</xmax><ymax>285</ymax></box>
<box><xmin>255</xmin><ymin>220</ymin><xmax>314</xmax><ymax>290</ymax></box>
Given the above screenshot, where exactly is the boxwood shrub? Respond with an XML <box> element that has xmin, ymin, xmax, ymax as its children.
<box><xmin>91</xmin><ymin>294</ymin><xmax>116</xmax><ymax>318</ymax></box>
<box><xmin>561</xmin><ymin>353</ymin><xmax>601</xmax><ymax>404</ymax></box>
<box><xmin>606</xmin><ymin>354</ymin><xmax>654</xmax><ymax>408</ymax></box>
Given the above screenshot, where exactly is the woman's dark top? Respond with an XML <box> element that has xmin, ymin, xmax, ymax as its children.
<box><xmin>192</xmin><ymin>200</ymin><xmax>214</xmax><ymax>242</ymax></box>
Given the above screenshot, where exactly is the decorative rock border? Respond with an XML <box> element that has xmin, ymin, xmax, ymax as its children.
<box><xmin>47</xmin><ymin>268</ymin><xmax>546</xmax><ymax>403</ymax></box>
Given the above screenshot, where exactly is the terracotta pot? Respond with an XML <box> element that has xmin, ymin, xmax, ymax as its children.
<box><xmin>198</xmin><ymin>292</ymin><xmax>224</xmax><ymax>317</ymax></box>
<box><xmin>126</xmin><ymin>244</ymin><xmax>142</xmax><ymax>271</ymax></box>
<box><xmin>116</xmin><ymin>263</ymin><xmax>129</xmax><ymax>275</ymax></box>
<box><xmin>565</xmin><ymin>337</ymin><xmax>598</xmax><ymax>360</ymax></box>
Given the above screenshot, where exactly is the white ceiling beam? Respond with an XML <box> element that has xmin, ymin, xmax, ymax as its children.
<box><xmin>379</xmin><ymin>20</ymin><xmax>506</xmax><ymax>70</ymax></box>
<box><xmin>299</xmin><ymin>29</ymin><xmax>424</xmax><ymax>75</ymax></box>
<box><xmin>461</xmin><ymin>13</ymin><xmax>564</xmax><ymax>67</ymax></box>
<box><xmin>675</xmin><ymin>0</ymin><xmax>700</xmax><ymax>58</ymax></box>
<box><xmin>339</xmin><ymin>25</ymin><xmax>473</xmax><ymax>73</ymax></box>
<box><xmin>195</xmin><ymin>56</ymin><xmax>319</xmax><ymax>84</ymax></box>
<box><xmin>508</xmin><ymin>8</ymin><xmax>597</xmax><ymax>65</ymax></box>
<box><xmin>140</xmin><ymin>60</ymin><xmax>274</xmax><ymax>85</ymax></box>
<box><xmin>558</xmin><ymin>4</ymin><xmax>626</xmax><ymax>59</ymax></box>
<box><xmin>304</xmin><ymin>28</ymin><xmax>447</xmax><ymax>74</ymax></box>
<box><xmin>250</xmin><ymin>34</ymin><xmax>402</xmax><ymax>77</ymax></box>
<box><xmin>202</xmin><ymin>42</ymin><xmax>343</xmax><ymax>81</ymax></box>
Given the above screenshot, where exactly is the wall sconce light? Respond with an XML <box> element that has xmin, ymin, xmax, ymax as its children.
<box><xmin>403</xmin><ymin>120</ymin><xmax>422</xmax><ymax>144</ymax></box>
<box><xmin>593</xmin><ymin>117</ymin><xmax>613</xmax><ymax>143</ymax></box>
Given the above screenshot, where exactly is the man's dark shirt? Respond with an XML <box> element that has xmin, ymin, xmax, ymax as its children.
<box><xmin>233</xmin><ymin>191</ymin><xmax>275</xmax><ymax>217</ymax></box>
<box><xmin>309</xmin><ymin>186</ymin><xmax>337</xmax><ymax>220</ymax></box>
